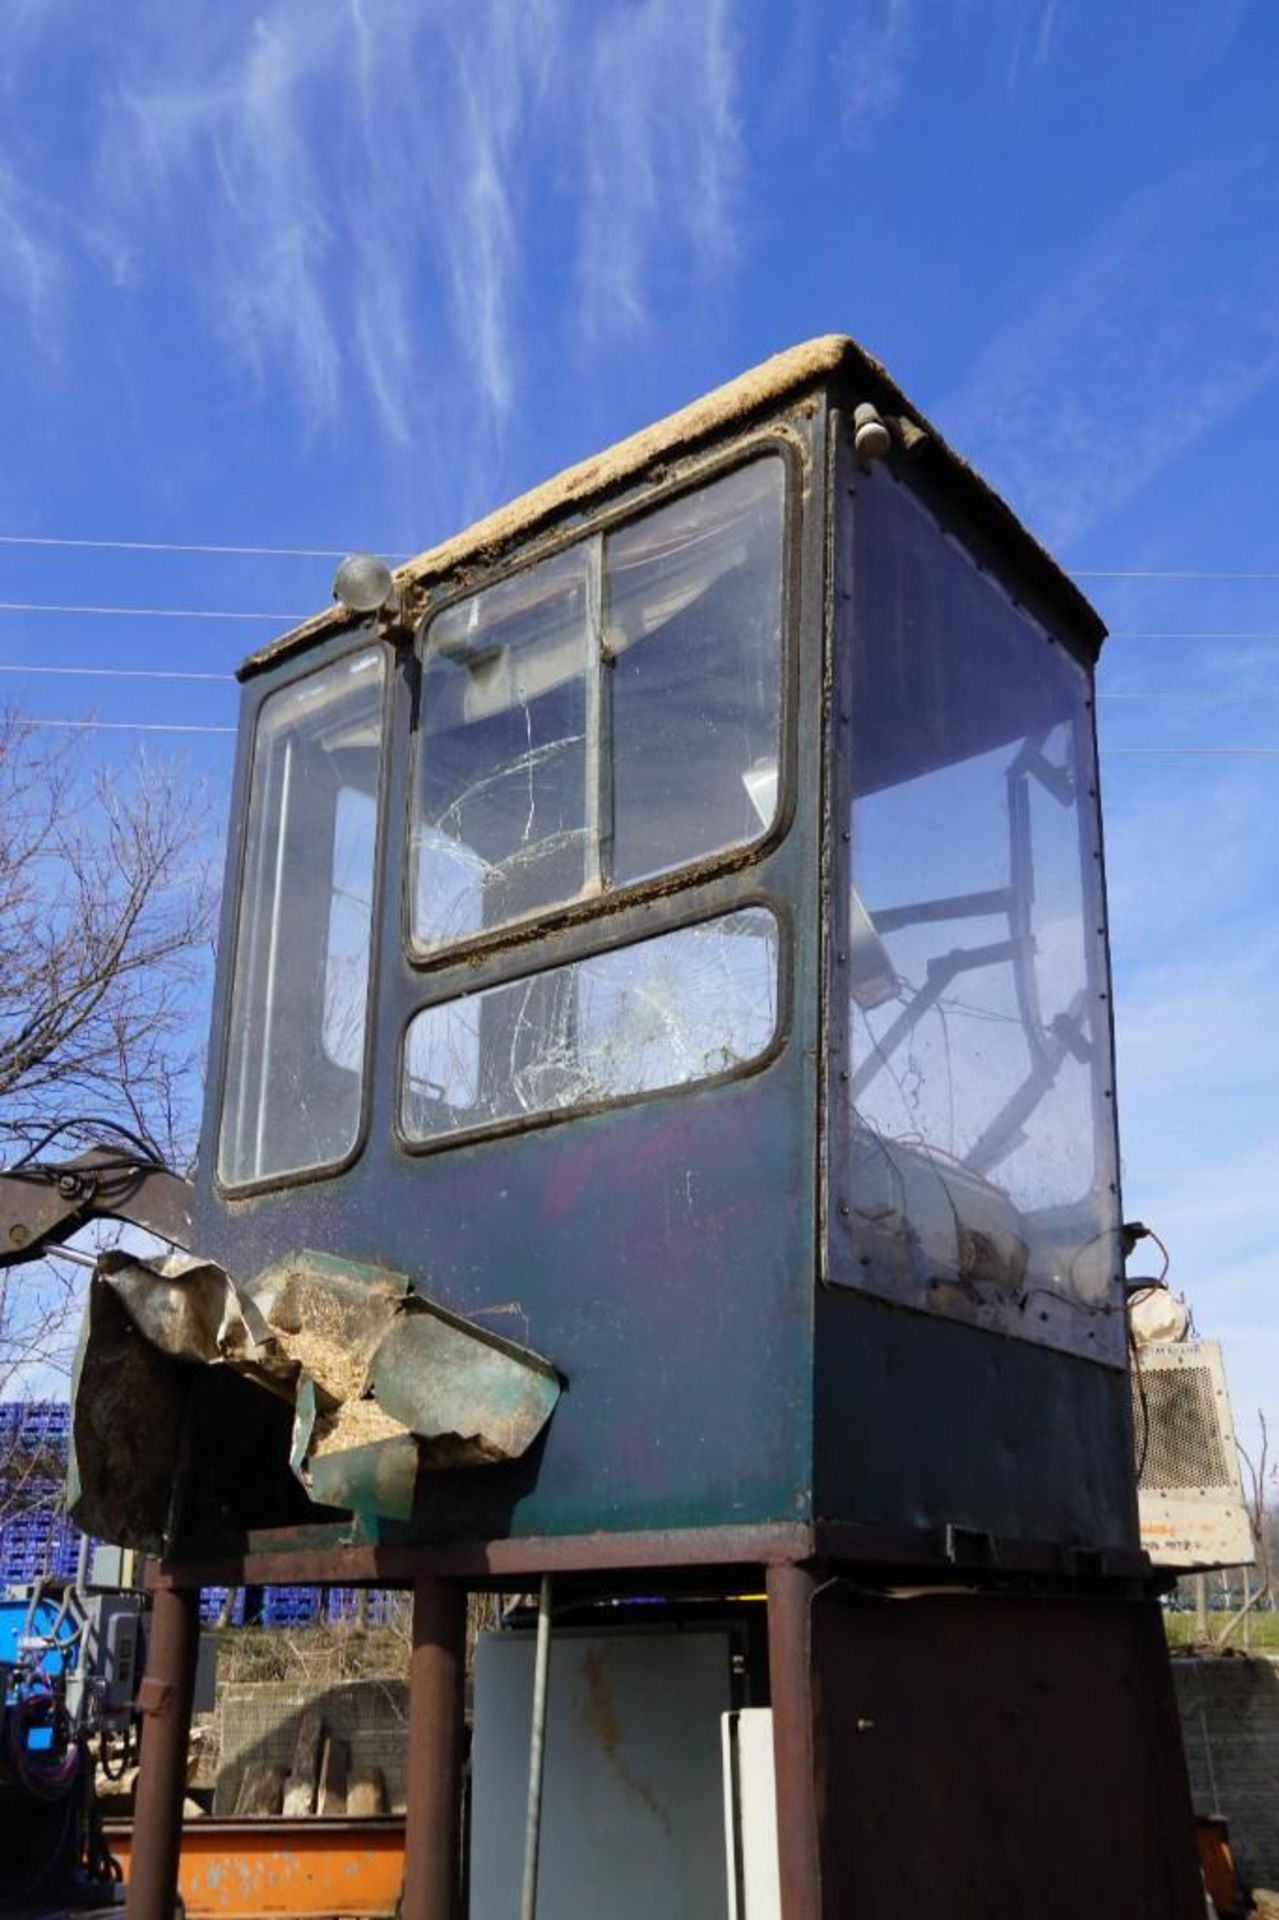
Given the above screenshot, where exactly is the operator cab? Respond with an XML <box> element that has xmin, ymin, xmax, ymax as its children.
<box><xmin>138</xmin><ymin>337</ymin><xmax>1126</xmax><ymax>1562</ymax></box>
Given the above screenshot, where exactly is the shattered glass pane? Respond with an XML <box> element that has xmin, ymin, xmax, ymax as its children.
<box><xmin>410</xmin><ymin>458</ymin><xmax>786</xmax><ymax>957</ymax></box>
<box><xmin>413</xmin><ymin>548</ymin><xmax>592</xmax><ymax>950</ymax></box>
<box><xmin>401</xmin><ymin>907</ymin><xmax>779</xmax><ymax>1142</ymax></box>
<box><xmin>219</xmin><ymin>649</ymin><xmax>386</xmax><ymax>1187</ymax></box>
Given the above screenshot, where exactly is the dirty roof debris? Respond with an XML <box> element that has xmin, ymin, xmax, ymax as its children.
<box><xmin>238</xmin><ymin>332</ymin><xmax>1105</xmax><ymax>682</ymax></box>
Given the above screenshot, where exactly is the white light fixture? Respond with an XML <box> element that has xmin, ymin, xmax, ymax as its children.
<box><xmin>852</xmin><ymin>402</ymin><xmax>892</xmax><ymax>461</ymax></box>
<box><xmin>333</xmin><ymin>553</ymin><xmax>398</xmax><ymax>616</ymax></box>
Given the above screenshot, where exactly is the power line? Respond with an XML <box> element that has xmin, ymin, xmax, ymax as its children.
<box><xmin>1101</xmin><ymin>691</ymin><xmax>1279</xmax><ymax>700</ymax></box>
<box><xmin>0</xmin><ymin>664</ymin><xmax>233</xmax><ymax>683</ymax></box>
<box><xmin>0</xmin><ymin>601</ymin><xmax>305</xmax><ymax>622</ymax></box>
<box><xmin>26</xmin><ymin>719</ymin><xmax>236</xmax><ymax>735</ymax></box>
<box><xmin>18</xmin><ymin>717</ymin><xmax>1279</xmax><ymax>752</ymax></box>
<box><xmin>1104</xmin><ymin>747</ymin><xmax>1279</xmax><ymax>756</ymax></box>
<box><xmin>1</xmin><ymin>534</ymin><xmax>1277</xmax><ymax>582</ymax></box>
<box><xmin>1109</xmin><ymin>632</ymin><xmax>1279</xmax><ymax>640</ymax></box>
<box><xmin>1077</xmin><ymin>569</ymin><xmax>1279</xmax><ymax>581</ymax></box>
<box><xmin>0</xmin><ymin>533</ymin><xmax>406</xmax><ymax>561</ymax></box>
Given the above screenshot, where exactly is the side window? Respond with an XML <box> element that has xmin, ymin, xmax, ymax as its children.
<box><xmin>410</xmin><ymin>457</ymin><xmax>785</xmax><ymax>955</ymax></box>
<box><xmin>219</xmin><ymin>649</ymin><xmax>386</xmax><ymax>1188</ymax></box>
<box><xmin>401</xmin><ymin>907</ymin><xmax>780</xmax><ymax>1144</ymax></box>
<box><xmin>834</xmin><ymin>470</ymin><xmax>1120</xmax><ymax>1355</ymax></box>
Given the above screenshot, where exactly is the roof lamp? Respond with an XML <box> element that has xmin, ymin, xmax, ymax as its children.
<box><xmin>333</xmin><ymin>553</ymin><xmax>398</xmax><ymax>616</ymax></box>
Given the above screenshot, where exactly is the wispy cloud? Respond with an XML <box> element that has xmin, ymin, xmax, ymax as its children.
<box><xmin>103</xmin><ymin>11</ymin><xmax>351</xmax><ymax>432</ymax></box>
<box><xmin>0</xmin><ymin>155</ymin><xmax>60</xmax><ymax>330</ymax></box>
<box><xmin>577</xmin><ymin>0</ymin><xmax>741</xmax><ymax>341</ymax></box>
<box><xmin>833</xmin><ymin>0</ymin><xmax>915</xmax><ymax>138</ymax></box>
<box><xmin>939</xmin><ymin>156</ymin><xmax>1279</xmax><ymax>551</ymax></box>
<box><xmin>60</xmin><ymin>0</ymin><xmax>744</xmax><ymax>474</ymax></box>
<box><xmin>1002</xmin><ymin>0</ymin><xmax>1060</xmax><ymax>90</ymax></box>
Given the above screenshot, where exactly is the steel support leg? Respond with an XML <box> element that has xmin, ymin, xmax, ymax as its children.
<box><xmin>402</xmin><ymin>1575</ymin><xmax>467</xmax><ymax>1920</ymax></box>
<box><xmin>126</xmin><ymin>1584</ymin><xmax>200</xmax><ymax>1920</ymax></box>
<box><xmin>767</xmin><ymin>1562</ymin><xmax>822</xmax><ymax>1920</ymax></box>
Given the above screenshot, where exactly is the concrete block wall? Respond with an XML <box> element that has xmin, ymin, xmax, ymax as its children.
<box><xmin>214</xmin><ymin>1679</ymin><xmax>409</xmax><ymax>1814</ymax></box>
<box><xmin>1172</xmin><ymin>1654</ymin><xmax>1279</xmax><ymax>1892</ymax></box>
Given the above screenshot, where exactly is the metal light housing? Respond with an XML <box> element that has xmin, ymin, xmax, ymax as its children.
<box><xmin>333</xmin><ymin>552</ymin><xmax>398</xmax><ymax>616</ymax></box>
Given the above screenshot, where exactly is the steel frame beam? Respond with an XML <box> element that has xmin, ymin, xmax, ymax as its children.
<box><xmin>126</xmin><ymin>1584</ymin><xmax>201</xmax><ymax>1920</ymax></box>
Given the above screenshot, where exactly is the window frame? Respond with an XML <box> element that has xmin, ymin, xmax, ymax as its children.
<box><xmin>393</xmin><ymin>891</ymin><xmax>793</xmax><ymax>1157</ymax></box>
<box><xmin>213</xmin><ymin>633</ymin><xmax>394</xmax><ymax>1199</ymax></box>
<box><xmin>402</xmin><ymin>434</ymin><xmax>804</xmax><ymax>970</ymax></box>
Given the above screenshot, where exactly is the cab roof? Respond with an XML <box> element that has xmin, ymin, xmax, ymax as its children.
<box><xmin>239</xmin><ymin>332</ymin><xmax>1105</xmax><ymax>682</ymax></box>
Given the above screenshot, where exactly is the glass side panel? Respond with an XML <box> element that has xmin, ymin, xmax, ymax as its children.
<box><xmin>837</xmin><ymin>470</ymin><xmax>1121</xmax><ymax>1358</ymax></box>
<box><xmin>413</xmin><ymin>547</ymin><xmax>593</xmax><ymax>952</ymax></box>
<box><xmin>219</xmin><ymin>648</ymin><xmax>386</xmax><ymax>1188</ymax></box>
<box><xmin>606</xmin><ymin>457</ymin><xmax>785</xmax><ymax>885</ymax></box>
<box><xmin>411</xmin><ymin>457</ymin><xmax>786</xmax><ymax>959</ymax></box>
<box><xmin>401</xmin><ymin>907</ymin><xmax>779</xmax><ymax>1143</ymax></box>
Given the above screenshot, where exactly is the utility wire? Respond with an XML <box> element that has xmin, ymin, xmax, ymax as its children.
<box><xmin>15</xmin><ymin>664</ymin><xmax>1277</xmax><ymax>698</ymax></box>
<box><xmin>0</xmin><ymin>534</ymin><xmax>407</xmax><ymax>560</ymax></box>
<box><xmin>7</xmin><ymin>607</ymin><xmax>1279</xmax><ymax>641</ymax></box>
<box><xmin>0</xmin><ymin>537</ymin><xmax>1276</xmax><ymax>579</ymax></box>
<box><xmin>1077</xmin><ymin>569</ymin><xmax>1279</xmax><ymax>580</ymax></box>
<box><xmin>0</xmin><ymin>664</ymin><xmax>233</xmax><ymax>682</ymax></box>
<box><xmin>0</xmin><ymin>601</ymin><xmax>305</xmax><ymax>622</ymax></box>
<box><xmin>17</xmin><ymin>717</ymin><xmax>1279</xmax><ymax>750</ymax></box>
<box><xmin>1102</xmin><ymin>691</ymin><xmax>1279</xmax><ymax>700</ymax></box>
<box><xmin>1105</xmin><ymin>747</ymin><xmax>1279</xmax><ymax>756</ymax></box>
<box><xmin>26</xmin><ymin>720</ymin><xmax>236</xmax><ymax>735</ymax></box>
<box><xmin>1108</xmin><ymin>632</ymin><xmax>1279</xmax><ymax>640</ymax></box>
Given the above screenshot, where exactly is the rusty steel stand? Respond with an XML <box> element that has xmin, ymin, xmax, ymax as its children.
<box><xmin>766</xmin><ymin>1563</ymin><xmax>822</xmax><ymax>1920</ymax></box>
<box><xmin>402</xmin><ymin>1575</ymin><xmax>468</xmax><ymax>1920</ymax></box>
<box><xmin>126</xmin><ymin>1583</ymin><xmax>201</xmax><ymax>1920</ymax></box>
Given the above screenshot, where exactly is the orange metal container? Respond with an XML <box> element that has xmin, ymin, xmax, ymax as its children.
<box><xmin>105</xmin><ymin>1817</ymin><xmax>405</xmax><ymax>1917</ymax></box>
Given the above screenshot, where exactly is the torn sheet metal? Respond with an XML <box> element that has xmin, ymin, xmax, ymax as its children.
<box><xmin>68</xmin><ymin>1271</ymin><xmax>186</xmax><ymax>1552</ymax></box>
<box><xmin>69</xmin><ymin>1246</ymin><xmax>560</xmax><ymax>1541</ymax></box>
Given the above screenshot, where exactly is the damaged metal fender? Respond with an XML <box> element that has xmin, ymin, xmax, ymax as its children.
<box><xmin>68</xmin><ymin>1246</ymin><xmax>561</xmax><ymax>1540</ymax></box>
<box><xmin>254</xmin><ymin>1252</ymin><xmax>562</xmax><ymax>1520</ymax></box>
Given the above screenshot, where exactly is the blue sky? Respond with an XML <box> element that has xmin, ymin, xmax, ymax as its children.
<box><xmin>1</xmin><ymin>1</ymin><xmax>1276</xmax><ymax>1456</ymax></box>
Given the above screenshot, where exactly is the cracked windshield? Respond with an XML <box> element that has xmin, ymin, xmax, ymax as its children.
<box><xmin>402</xmin><ymin>908</ymin><xmax>779</xmax><ymax>1142</ymax></box>
<box><xmin>404</xmin><ymin>458</ymin><xmax>785</xmax><ymax>1137</ymax></box>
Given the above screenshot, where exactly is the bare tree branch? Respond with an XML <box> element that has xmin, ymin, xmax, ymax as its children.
<box><xmin>0</xmin><ymin>703</ymin><xmax>216</xmax><ymax>1525</ymax></box>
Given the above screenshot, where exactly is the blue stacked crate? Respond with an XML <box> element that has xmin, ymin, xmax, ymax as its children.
<box><xmin>0</xmin><ymin>1401</ymin><xmax>85</xmax><ymax>1589</ymax></box>
<box><xmin>0</xmin><ymin>1402</ymin><xmax>71</xmax><ymax>1450</ymax></box>
<box><xmin>261</xmin><ymin>1586</ymin><xmax>323</xmax><ymax>1628</ymax></box>
<box><xmin>0</xmin><ymin>1505</ymin><xmax>80</xmax><ymax>1585</ymax></box>
<box><xmin>327</xmin><ymin>1588</ymin><xmax>399</xmax><ymax>1627</ymax></box>
<box><xmin>199</xmin><ymin>1588</ymin><xmax>246</xmax><ymax>1627</ymax></box>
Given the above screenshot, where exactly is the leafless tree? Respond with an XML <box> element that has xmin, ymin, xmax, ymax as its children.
<box><xmin>0</xmin><ymin>704</ymin><xmax>216</xmax><ymax>1521</ymax></box>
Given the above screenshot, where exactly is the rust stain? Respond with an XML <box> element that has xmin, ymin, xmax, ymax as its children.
<box><xmin>575</xmin><ymin>1648</ymin><xmax>672</xmax><ymax>1836</ymax></box>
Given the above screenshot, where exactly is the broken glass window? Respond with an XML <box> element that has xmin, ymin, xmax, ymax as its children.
<box><xmin>401</xmin><ymin>907</ymin><xmax>779</xmax><ymax>1143</ymax></box>
<box><xmin>415</xmin><ymin>548</ymin><xmax>592</xmax><ymax>951</ymax></box>
<box><xmin>410</xmin><ymin>457</ymin><xmax>785</xmax><ymax>955</ymax></box>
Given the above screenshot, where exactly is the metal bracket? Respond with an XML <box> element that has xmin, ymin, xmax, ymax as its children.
<box><xmin>136</xmin><ymin>1676</ymin><xmax>176</xmax><ymax>1719</ymax></box>
<box><xmin>0</xmin><ymin>1150</ymin><xmax>193</xmax><ymax>1268</ymax></box>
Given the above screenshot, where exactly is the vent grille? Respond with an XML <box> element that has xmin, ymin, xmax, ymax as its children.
<box><xmin>1132</xmin><ymin>1359</ymin><xmax>1231</xmax><ymax>1490</ymax></box>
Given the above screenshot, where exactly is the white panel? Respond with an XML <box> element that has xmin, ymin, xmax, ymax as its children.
<box><xmin>1134</xmin><ymin>1339</ymin><xmax>1256</xmax><ymax>1571</ymax></box>
<box><xmin>470</xmin><ymin>1627</ymin><xmax>733</xmax><ymax>1920</ymax></box>
<box><xmin>722</xmin><ymin>1709</ymin><xmax>782</xmax><ymax>1920</ymax></box>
